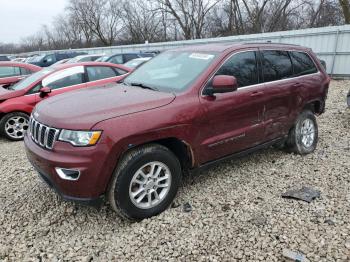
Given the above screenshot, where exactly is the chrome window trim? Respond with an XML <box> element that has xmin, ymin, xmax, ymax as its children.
<box><xmin>200</xmin><ymin>48</ymin><xmax>320</xmax><ymax>96</ymax></box>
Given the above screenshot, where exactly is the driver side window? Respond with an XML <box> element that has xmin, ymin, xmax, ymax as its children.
<box><xmin>216</xmin><ymin>51</ymin><xmax>258</xmax><ymax>88</ymax></box>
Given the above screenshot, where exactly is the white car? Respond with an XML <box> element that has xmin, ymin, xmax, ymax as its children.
<box><xmin>67</xmin><ymin>54</ymin><xmax>104</xmax><ymax>63</ymax></box>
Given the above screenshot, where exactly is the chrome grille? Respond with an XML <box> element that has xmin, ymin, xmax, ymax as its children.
<box><xmin>29</xmin><ymin>117</ymin><xmax>59</xmax><ymax>150</ymax></box>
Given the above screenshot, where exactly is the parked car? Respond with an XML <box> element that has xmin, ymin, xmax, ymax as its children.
<box><xmin>24</xmin><ymin>43</ymin><xmax>330</xmax><ymax>220</ymax></box>
<box><xmin>124</xmin><ymin>57</ymin><xmax>152</xmax><ymax>69</ymax></box>
<box><xmin>0</xmin><ymin>55</ymin><xmax>10</xmax><ymax>61</ymax></box>
<box><xmin>0</xmin><ymin>62</ymin><xmax>41</xmax><ymax>88</ymax></box>
<box><xmin>96</xmin><ymin>52</ymin><xmax>154</xmax><ymax>65</ymax></box>
<box><xmin>12</xmin><ymin>58</ymin><xmax>27</xmax><ymax>63</ymax></box>
<box><xmin>50</xmin><ymin>59</ymin><xmax>70</xmax><ymax>67</ymax></box>
<box><xmin>0</xmin><ymin>62</ymin><xmax>130</xmax><ymax>140</ymax></box>
<box><xmin>28</xmin><ymin>52</ymin><xmax>87</xmax><ymax>67</ymax></box>
<box><xmin>67</xmin><ymin>54</ymin><xmax>104</xmax><ymax>63</ymax></box>
<box><xmin>347</xmin><ymin>90</ymin><xmax>350</xmax><ymax>107</ymax></box>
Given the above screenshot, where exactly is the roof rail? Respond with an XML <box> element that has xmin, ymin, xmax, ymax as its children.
<box><xmin>243</xmin><ymin>41</ymin><xmax>300</xmax><ymax>46</ymax></box>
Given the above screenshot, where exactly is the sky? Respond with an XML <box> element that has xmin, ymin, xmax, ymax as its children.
<box><xmin>0</xmin><ymin>0</ymin><xmax>67</xmax><ymax>43</ymax></box>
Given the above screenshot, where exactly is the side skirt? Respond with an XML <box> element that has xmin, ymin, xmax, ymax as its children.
<box><xmin>193</xmin><ymin>137</ymin><xmax>285</xmax><ymax>173</ymax></box>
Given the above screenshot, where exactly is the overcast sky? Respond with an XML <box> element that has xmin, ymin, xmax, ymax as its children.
<box><xmin>0</xmin><ymin>0</ymin><xmax>67</xmax><ymax>43</ymax></box>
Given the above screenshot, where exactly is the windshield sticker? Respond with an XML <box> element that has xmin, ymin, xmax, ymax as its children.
<box><xmin>189</xmin><ymin>53</ymin><xmax>215</xmax><ymax>60</ymax></box>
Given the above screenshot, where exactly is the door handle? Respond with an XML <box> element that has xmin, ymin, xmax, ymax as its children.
<box><xmin>250</xmin><ymin>91</ymin><xmax>264</xmax><ymax>97</ymax></box>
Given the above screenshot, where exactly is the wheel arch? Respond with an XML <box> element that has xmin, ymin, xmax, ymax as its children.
<box><xmin>118</xmin><ymin>137</ymin><xmax>195</xmax><ymax>171</ymax></box>
<box><xmin>303</xmin><ymin>99</ymin><xmax>324</xmax><ymax>115</ymax></box>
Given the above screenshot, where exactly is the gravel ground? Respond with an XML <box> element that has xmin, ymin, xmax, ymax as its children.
<box><xmin>0</xmin><ymin>80</ymin><xmax>349</xmax><ymax>262</ymax></box>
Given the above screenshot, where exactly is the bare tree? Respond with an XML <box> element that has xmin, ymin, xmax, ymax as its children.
<box><xmin>67</xmin><ymin>0</ymin><xmax>123</xmax><ymax>45</ymax></box>
<box><xmin>151</xmin><ymin>0</ymin><xmax>222</xmax><ymax>39</ymax></box>
<box><xmin>339</xmin><ymin>0</ymin><xmax>350</xmax><ymax>23</ymax></box>
<box><xmin>121</xmin><ymin>1</ymin><xmax>163</xmax><ymax>43</ymax></box>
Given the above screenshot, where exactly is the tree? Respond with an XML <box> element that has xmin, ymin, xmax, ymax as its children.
<box><xmin>151</xmin><ymin>0</ymin><xmax>222</xmax><ymax>40</ymax></box>
<box><xmin>339</xmin><ymin>0</ymin><xmax>350</xmax><ymax>23</ymax></box>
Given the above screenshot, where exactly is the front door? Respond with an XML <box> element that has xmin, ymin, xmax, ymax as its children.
<box><xmin>198</xmin><ymin>50</ymin><xmax>265</xmax><ymax>163</ymax></box>
<box><xmin>36</xmin><ymin>66</ymin><xmax>87</xmax><ymax>102</ymax></box>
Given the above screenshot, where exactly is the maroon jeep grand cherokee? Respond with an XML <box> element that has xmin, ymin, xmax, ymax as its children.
<box><xmin>25</xmin><ymin>43</ymin><xmax>330</xmax><ymax>220</ymax></box>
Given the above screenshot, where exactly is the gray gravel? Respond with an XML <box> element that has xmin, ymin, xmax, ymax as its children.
<box><xmin>1</xmin><ymin>80</ymin><xmax>350</xmax><ymax>262</ymax></box>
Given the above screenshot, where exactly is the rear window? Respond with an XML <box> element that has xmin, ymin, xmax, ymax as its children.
<box><xmin>290</xmin><ymin>51</ymin><xmax>318</xmax><ymax>76</ymax></box>
<box><xmin>261</xmin><ymin>50</ymin><xmax>293</xmax><ymax>82</ymax></box>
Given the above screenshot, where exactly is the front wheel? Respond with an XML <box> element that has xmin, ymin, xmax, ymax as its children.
<box><xmin>108</xmin><ymin>144</ymin><xmax>181</xmax><ymax>220</ymax></box>
<box><xmin>286</xmin><ymin>110</ymin><xmax>318</xmax><ymax>155</ymax></box>
<box><xmin>0</xmin><ymin>112</ymin><xmax>29</xmax><ymax>141</ymax></box>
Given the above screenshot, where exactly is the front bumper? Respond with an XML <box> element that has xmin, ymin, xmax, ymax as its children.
<box><xmin>24</xmin><ymin>132</ymin><xmax>115</xmax><ymax>205</ymax></box>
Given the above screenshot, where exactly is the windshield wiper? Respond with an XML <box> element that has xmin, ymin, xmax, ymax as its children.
<box><xmin>129</xmin><ymin>82</ymin><xmax>158</xmax><ymax>91</ymax></box>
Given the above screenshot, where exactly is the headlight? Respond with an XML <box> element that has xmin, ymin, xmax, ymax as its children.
<box><xmin>58</xmin><ymin>130</ymin><xmax>102</xmax><ymax>146</ymax></box>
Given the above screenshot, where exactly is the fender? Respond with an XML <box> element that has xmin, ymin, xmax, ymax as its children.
<box><xmin>0</xmin><ymin>102</ymin><xmax>33</xmax><ymax>115</ymax></box>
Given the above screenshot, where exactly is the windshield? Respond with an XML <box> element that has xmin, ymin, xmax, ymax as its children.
<box><xmin>11</xmin><ymin>68</ymin><xmax>54</xmax><ymax>91</ymax></box>
<box><xmin>124</xmin><ymin>51</ymin><xmax>217</xmax><ymax>93</ymax></box>
<box><xmin>30</xmin><ymin>55</ymin><xmax>45</xmax><ymax>63</ymax></box>
<box><xmin>96</xmin><ymin>56</ymin><xmax>109</xmax><ymax>62</ymax></box>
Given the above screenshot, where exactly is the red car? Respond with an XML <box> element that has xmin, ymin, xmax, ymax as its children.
<box><xmin>25</xmin><ymin>43</ymin><xmax>330</xmax><ymax>220</ymax></box>
<box><xmin>0</xmin><ymin>62</ymin><xmax>41</xmax><ymax>87</ymax></box>
<box><xmin>0</xmin><ymin>62</ymin><xmax>130</xmax><ymax>140</ymax></box>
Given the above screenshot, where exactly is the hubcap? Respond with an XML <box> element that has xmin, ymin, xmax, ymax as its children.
<box><xmin>301</xmin><ymin>119</ymin><xmax>315</xmax><ymax>148</ymax></box>
<box><xmin>5</xmin><ymin>116</ymin><xmax>29</xmax><ymax>139</ymax></box>
<box><xmin>129</xmin><ymin>161</ymin><xmax>171</xmax><ymax>209</ymax></box>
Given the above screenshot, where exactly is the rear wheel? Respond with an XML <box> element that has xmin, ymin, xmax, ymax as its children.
<box><xmin>108</xmin><ymin>144</ymin><xmax>181</xmax><ymax>220</ymax></box>
<box><xmin>0</xmin><ymin>112</ymin><xmax>29</xmax><ymax>141</ymax></box>
<box><xmin>286</xmin><ymin>110</ymin><xmax>318</xmax><ymax>155</ymax></box>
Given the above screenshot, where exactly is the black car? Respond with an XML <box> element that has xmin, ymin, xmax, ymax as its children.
<box><xmin>347</xmin><ymin>90</ymin><xmax>350</xmax><ymax>107</ymax></box>
<box><xmin>28</xmin><ymin>52</ymin><xmax>87</xmax><ymax>67</ymax></box>
<box><xmin>0</xmin><ymin>55</ymin><xmax>10</xmax><ymax>61</ymax></box>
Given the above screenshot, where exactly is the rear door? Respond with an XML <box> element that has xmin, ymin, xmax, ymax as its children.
<box><xmin>259</xmin><ymin>49</ymin><xmax>296</xmax><ymax>140</ymax></box>
<box><xmin>36</xmin><ymin>66</ymin><xmax>86</xmax><ymax>102</ymax></box>
<box><xmin>199</xmin><ymin>50</ymin><xmax>266</xmax><ymax>163</ymax></box>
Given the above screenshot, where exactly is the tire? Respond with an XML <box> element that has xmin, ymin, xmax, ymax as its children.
<box><xmin>285</xmin><ymin>110</ymin><xmax>318</xmax><ymax>155</ymax></box>
<box><xmin>0</xmin><ymin>112</ymin><xmax>29</xmax><ymax>141</ymax></box>
<box><xmin>108</xmin><ymin>144</ymin><xmax>182</xmax><ymax>220</ymax></box>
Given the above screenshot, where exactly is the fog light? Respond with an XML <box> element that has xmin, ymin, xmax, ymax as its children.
<box><xmin>55</xmin><ymin>168</ymin><xmax>81</xmax><ymax>181</ymax></box>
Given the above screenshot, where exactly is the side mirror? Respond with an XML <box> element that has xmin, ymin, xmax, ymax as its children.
<box><xmin>204</xmin><ymin>75</ymin><xmax>238</xmax><ymax>96</ymax></box>
<box><xmin>39</xmin><ymin>87</ymin><xmax>51</xmax><ymax>98</ymax></box>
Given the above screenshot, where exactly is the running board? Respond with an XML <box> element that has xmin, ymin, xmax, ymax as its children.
<box><xmin>194</xmin><ymin>137</ymin><xmax>285</xmax><ymax>173</ymax></box>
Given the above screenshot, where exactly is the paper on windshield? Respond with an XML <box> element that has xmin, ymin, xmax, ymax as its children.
<box><xmin>189</xmin><ymin>53</ymin><xmax>215</xmax><ymax>60</ymax></box>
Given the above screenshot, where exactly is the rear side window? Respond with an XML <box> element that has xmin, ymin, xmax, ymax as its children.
<box><xmin>290</xmin><ymin>51</ymin><xmax>318</xmax><ymax>76</ymax></box>
<box><xmin>109</xmin><ymin>55</ymin><xmax>123</xmax><ymax>64</ymax></box>
<box><xmin>261</xmin><ymin>50</ymin><xmax>293</xmax><ymax>82</ymax></box>
<box><xmin>86</xmin><ymin>66</ymin><xmax>117</xmax><ymax>81</ymax></box>
<box><xmin>216</xmin><ymin>51</ymin><xmax>258</xmax><ymax>88</ymax></box>
<box><xmin>0</xmin><ymin>66</ymin><xmax>21</xmax><ymax>78</ymax></box>
<box><xmin>124</xmin><ymin>54</ymin><xmax>139</xmax><ymax>63</ymax></box>
<box><xmin>20</xmin><ymin>67</ymin><xmax>33</xmax><ymax>75</ymax></box>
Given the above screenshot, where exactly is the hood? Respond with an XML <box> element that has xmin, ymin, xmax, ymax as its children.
<box><xmin>0</xmin><ymin>87</ymin><xmax>26</xmax><ymax>100</ymax></box>
<box><xmin>35</xmin><ymin>83</ymin><xmax>176</xmax><ymax>130</ymax></box>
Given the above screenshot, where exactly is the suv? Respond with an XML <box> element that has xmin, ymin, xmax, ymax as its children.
<box><xmin>24</xmin><ymin>43</ymin><xmax>330</xmax><ymax>220</ymax></box>
<box><xmin>28</xmin><ymin>52</ymin><xmax>87</xmax><ymax>67</ymax></box>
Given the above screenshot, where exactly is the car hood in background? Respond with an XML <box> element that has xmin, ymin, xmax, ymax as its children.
<box><xmin>34</xmin><ymin>84</ymin><xmax>176</xmax><ymax>130</ymax></box>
